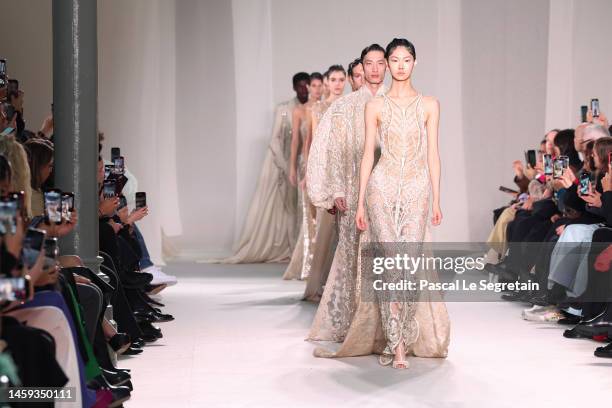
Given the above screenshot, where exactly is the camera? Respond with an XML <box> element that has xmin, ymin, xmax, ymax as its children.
<box><xmin>579</xmin><ymin>172</ymin><xmax>591</xmax><ymax>196</ymax></box>
<box><xmin>524</xmin><ymin>150</ymin><xmax>536</xmax><ymax>167</ymax></box>
<box><xmin>0</xmin><ymin>196</ymin><xmax>18</xmax><ymax>235</ymax></box>
<box><xmin>103</xmin><ymin>180</ymin><xmax>116</xmax><ymax>199</ymax></box>
<box><xmin>543</xmin><ymin>154</ymin><xmax>553</xmax><ymax>176</ymax></box>
<box><xmin>44</xmin><ymin>189</ymin><xmax>62</xmax><ymax>225</ymax></box>
<box><xmin>61</xmin><ymin>192</ymin><xmax>74</xmax><ymax>223</ymax></box>
<box><xmin>22</xmin><ymin>228</ymin><xmax>46</xmax><ymax>269</ymax></box>
<box><xmin>591</xmin><ymin>98</ymin><xmax>600</xmax><ymax>118</ymax></box>
<box><xmin>0</xmin><ymin>277</ymin><xmax>30</xmax><ymax>302</ymax></box>
<box><xmin>553</xmin><ymin>158</ymin><xmax>564</xmax><ymax>179</ymax></box>
<box><xmin>135</xmin><ymin>192</ymin><xmax>147</xmax><ymax>209</ymax></box>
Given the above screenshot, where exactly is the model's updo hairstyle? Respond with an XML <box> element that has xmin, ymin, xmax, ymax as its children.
<box><xmin>384</xmin><ymin>38</ymin><xmax>416</xmax><ymax>60</ymax></box>
<box><xmin>347</xmin><ymin>58</ymin><xmax>361</xmax><ymax>78</ymax></box>
<box><xmin>310</xmin><ymin>72</ymin><xmax>323</xmax><ymax>82</ymax></box>
<box><xmin>326</xmin><ymin>64</ymin><xmax>346</xmax><ymax>76</ymax></box>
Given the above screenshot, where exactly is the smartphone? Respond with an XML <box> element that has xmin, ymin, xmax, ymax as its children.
<box><xmin>525</xmin><ymin>150</ymin><xmax>537</xmax><ymax>167</ymax></box>
<box><xmin>559</xmin><ymin>155</ymin><xmax>569</xmax><ymax>169</ymax></box>
<box><xmin>543</xmin><ymin>154</ymin><xmax>553</xmax><ymax>175</ymax></box>
<box><xmin>61</xmin><ymin>192</ymin><xmax>74</xmax><ymax>223</ymax></box>
<box><xmin>44</xmin><ymin>189</ymin><xmax>62</xmax><ymax>225</ymax></box>
<box><xmin>0</xmin><ymin>277</ymin><xmax>29</xmax><ymax>302</ymax></box>
<box><xmin>553</xmin><ymin>158</ymin><xmax>564</xmax><ymax>178</ymax></box>
<box><xmin>103</xmin><ymin>180</ymin><xmax>116</xmax><ymax>199</ymax></box>
<box><xmin>43</xmin><ymin>237</ymin><xmax>59</xmax><ymax>270</ymax></box>
<box><xmin>581</xmin><ymin>105</ymin><xmax>588</xmax><ymax>123</ymax></box>
<box><xmin>117</xmin><ymin>195</ymin><xmax>128</xmax><ymax>210</ymax></box>
<box><xmin>499</xmin><ymin>186</ymin><xmax>518</xmax><ymax>195</ymax></box>
<box><xmin>9</xmin><ymin>191</ymin><xmax>24</xmax><ymax>215</ymax></box>
<box><xmin>591</xmin><ymin>98</ymin><xmax>600</xmax><ymax>118</ymax></box>
<box><xmin>0</xmin><ymin>196</ymin><xmax>18</xmax><ymax>235</ymax></box>
<box><xmin>22</xmin><ymin>228</ymin><xmax>46</xmax><ymax>268</ymax></box>
<box><xmin>579</xmin><ymin>172</ymin><xmax>591</xmax><ymax>195</ymax></box>
<box><xmin>0</xmin><ymin>59</ymin><xmax>6</xmax><ymax>88</ymax></box>
<box><xmin>135</xmin><ymin>192</ymin><xmax>147</xmax><ymax>209</ymax></box>
<box><xmin>113</xmin><ymin>156</ymin><xmax>125</xmax><ymax>176</ymax></box>
<box><xmin>104</xmin><ymin>164</ymin><xmax>113</xmax><ymax>180</ymax></box>
<box><xmin>111</xmin><ymin>147</ymin><xmax>121</xmax><ymax>162</ymax></box>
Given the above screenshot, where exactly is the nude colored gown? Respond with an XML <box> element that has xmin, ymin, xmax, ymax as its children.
<box><xmin>313</xmin><ymin>93</ymin><xmax>450</xmax><ymax>364</ymax></box>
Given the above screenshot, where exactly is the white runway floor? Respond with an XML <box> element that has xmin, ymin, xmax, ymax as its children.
<box><xmin>122</xmin><ymin>262</ymin><xmax>612</xmax><ymax>408</ymax></box>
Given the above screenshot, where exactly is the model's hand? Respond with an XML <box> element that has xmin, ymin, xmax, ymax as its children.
<box><xmin>431</xmin><ymin>204</ymin><xmax>443</xmax><ymax>226</ymax></box>
<box><xmin>288</xmin><ymin>169</ymin><xmax>297</xmax><ymax>187</ymax></box>
<box><xmin>355</xmin><ymin>205</ymin><xmax>368</xmax><ymax>231</ymax></box>
<box><xmin>334</xmin><ymin>197</ymin><xmax>347</xmax><ymax>212</ymax></box>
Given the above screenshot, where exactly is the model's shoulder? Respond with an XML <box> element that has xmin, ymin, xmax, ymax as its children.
<box><xmin>421</xmin><ymin>95</ymin><xmax>439</xmax><ymax>106</ymax></box>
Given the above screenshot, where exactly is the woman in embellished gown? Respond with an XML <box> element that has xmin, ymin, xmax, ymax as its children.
<box><xmin>351</xmin><ymin>38</ymin><xmax>450</xmax><ymax>369</ymax></box>
<box><xmin>355</xmin><ymin>39</ymin><xmax>449</xmax><ymax>368</ymax></box>
<box><xmin>302</xmin><ymin>65</ymin><xmax>347</xmax><ymax>300</ymax></box>
<box><xmin>283</xmin><ymin>73</ymin><xmax>324</xmax><ymax>280</ymax></box>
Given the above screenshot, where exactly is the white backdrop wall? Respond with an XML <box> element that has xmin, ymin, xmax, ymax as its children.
<box><xmin>3</xmin><ymin>1</ymin><xmax>612</xmax><ymax>259</ymax></box>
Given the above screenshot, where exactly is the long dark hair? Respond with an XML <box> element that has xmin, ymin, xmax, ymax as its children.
<box><xmin>553</xmin><ymin>129</ymin><xmax>581</xmax><ymax>169</ymax></box>
<box><xmin>24</xmin><ymin>138</ymin><xmax>54</xmax><ymax>190</ymax></box>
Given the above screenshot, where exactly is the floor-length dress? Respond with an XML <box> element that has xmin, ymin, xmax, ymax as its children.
<box><xmin>217</xmin><ymin>98</ymin><xmax>299</xmax><ymax>263</ymax></box>
<box><xmin>313</xmin><ymin>93</ymin><xmax>450</xmax><ymax>362</ymax></box>
<box><xmin>282</xmin><ymin>117</ymin><xmax>316</xmax><ymax>280</ymax></box>
<box><xmin>307</xmin><ymin>85</ymin><xmax>386</xmax><ymax>341</ymax></box>
<box><xmin>303</xmin><ymin>100</ymin><xmax>338</xmax><ymax>300</ymax></box>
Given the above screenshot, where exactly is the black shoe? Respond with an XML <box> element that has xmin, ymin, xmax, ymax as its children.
<box><xmin>122</xmin><ymin>345</ymin><xmax>144</xmax><ymax>355</ymax></box>
<box><xmin>594</xmin><ymin>342</ymin><xmax>612</xmax><ymax>358</ymax></box>
<box><xmin>131</xmin><ymin>338</ymin><xmax>145</xmax><ymax>348</ymax></box>
<box><xmin>527</xmin><ymin>293</ymin><xmax>550</xmax><ymax>307</ymax></box>
<box><xmin>109</xmin><ymin>333</ymin><xmax>132</xmax><ymax>354</ymax></box>
<box><xmin>557</xmin><ymin>315</ymin><xmax>581</xmax><ymax>325</ymax></box>
<box><xmin>101</xmin><ymin>368</ymin><xmax>131</xmax><ymax>387</ymax></box>
<box><xmin>138</xmin><ymin>321</ymin><xmax>163</xmax><ymax>339</ymax></box>
<box><xmin>563</xmin><ymin>326</ymin><xmax>589</xmax><ymax>339</ymax></box>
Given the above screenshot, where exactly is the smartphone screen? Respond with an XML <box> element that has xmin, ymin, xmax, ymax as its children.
<box><xmin>553</xmin><ymin>159</ymin><xmax>564</xmax><ymax>178</ymax></box>
<box><xmin>580</xmin><ymin>105</ymin><xmax>588</xmax><ymax>123</ymax></box>
<box><xmin>113</xmin><ymin>156</ymin><xmax>125</xmax><ymax>176</ymax></box>
<box><xmin>525</xmin><ymin>150</ymin><xmax>536</xmax><ymax>167</ymax></box>
<box><xmin>23</xmin><ymin>228</ymin><xmax>46</xmax><ymax>268</ymax></box>
<box><xmin>0</xmin><ymin>277</ymin><xmax>28</xmax><ymax>302</ymax></box>
<box><xmin>61</xmin><ymin>193</ymin><xmax>74</xmax><ymax>223</ymax></box>
<box><xmin>103</xmin><ymin>180</ymin><xmax>116</xmax><ymax>199</ymax></box>
<box><xmin>0</xmin><ymin>197</ymin><xmax>18</xmax><ymax>235</ymax></box>
<box><xmin>43</xmin><ymin>237</ymin><xmax>59</xmax><ymax>270</ymax></box>
<box><xmin>579</xmin><ymin>173</ymin><xmax>591</xmax><ymax>195</ymax></box>
<box><xmin>111</xmin><ymin>147</ymin><xmax>121</xmax><ymax>162</ymax></box>
<box><xmin>591</xmin><ymin>98</ymin><xmax>600</xmax><ymax>118</ymax></box>
<box><xmin>135</xmin><ymin>192</ymin><xmax>147</xmax><ymax>209</ymax></box>
<box><xmin>559</xmin><ymin>155</ymin><xmax>569</xmax><ymax>169</ymax></box>
<box><xmin>0</xmin><ymin>59</ymin><xmax>6</xmax><ymax>88</ymax></box>
<box><xmin>118</xmin><ymin>195</ymin><xmax>128</xmax><ymax>210</ymax></box>
<box><xmin>544</xmin><ymin>154</ymin><xmax>553</xmax><ymax>175</ymax></box>
<box><xmin>44</xmin><ymin>190</ymin><xmax>62</xmax><ymax>225</ymax></box>
<box><xmin>104</xmin><ymin>164</ymin><xmax>113</xmax><ymax>180</ymax></box>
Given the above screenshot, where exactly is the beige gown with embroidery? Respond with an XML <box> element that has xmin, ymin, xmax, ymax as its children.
<box><xmin>282</xmin><ymin>112</ymin><xmax>316</xmax><ymax>280</ymax></box>
<box><xmin>303</xmin><ymin>100</ymin><xmax>338</xmax><ymax>301</ymax></box>
<box><xmin>306</xmin><ymin>85</ymin><xmax>386</xmax><ymax>341</ymax></box>
<box><xmin>313</xmin><ymin>93</ymin><xmax>450</xmax><ymax>363</ymax></box>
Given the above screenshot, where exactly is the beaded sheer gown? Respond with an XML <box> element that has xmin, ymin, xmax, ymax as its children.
<box><xmin>282</xmin><ymin>114</ymin><xmax>316</xmax><ymax>280</ymax></box>
<box><xmin>214</xmin><ymin>98</ymin><xmax>299</xmax><ymax>263</ymax></box>
<box><xmin>313</xmin><ymin>93</ymin><xmax>450</xmax><ymax>363</ymax></box>
<box><xmin>307</xmin><ymin>85</ymin><xmax>386</xmax><ymax>341</ymax></box>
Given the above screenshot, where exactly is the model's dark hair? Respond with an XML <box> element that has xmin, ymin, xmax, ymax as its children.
<box><xmin>24</xmin><ymin>138</ymin><xmax>54</xmax><ymax>190</ymax></box>
<box><xmin>360</xmin><ymin>44</ymin><xmax>385</xmax><ymax>61</ymax></box>
<box><xmin>310</xmin><ymin>72</ymin><xmax>323</xmax><ymax>82</ymax></box>
<box><xmin>554</xmin><ymin>129</ymin><xmax>581</xmax><ymax>168</ymax></box>
<box><xmin>347</xmin><ymin>58</ymin><xmax>362</xmax><ymax>78</ymax></box>
<box><xmin>292</xmin><ymin>72</ymin><xmax>310</xmax><ymax>87</ymax></box>
<box><xmin>385</xmin><ymin>38</ymin><xmax>416</xmax><ymax>60</ymax></box>
<box><xmin>0</xmin><ymin>154</ymin><xmax>11</xmax><ymax>184</ymax></box>
<box><xmin>327</xmin><ymin>65</ymin><xmax>346</xmax><ymax>76</ymax></box>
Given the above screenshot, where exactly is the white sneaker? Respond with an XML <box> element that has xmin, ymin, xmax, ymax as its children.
<box><xmin>142</xmin><ymin>266</ymin><xmax>178</xmax><ymax>286</ymax></box>
<box><xmin>521</xmin><ymin>305</ymin><xmax>556</xmax><ymax>320</ymax></box>
<box><xmin>523</xmin><ymin>306</ymin><xmax>562</xmax><ymax>322</ymax></box>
